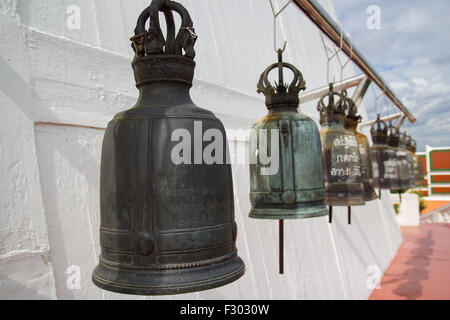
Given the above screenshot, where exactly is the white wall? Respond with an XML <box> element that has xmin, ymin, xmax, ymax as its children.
<box><xmin>0</xmin><ymin>0</ymin><xmax>402</xmax><ymax>300</ymax></box>
<box><xmin>392</xmin><ymin>193</ymin><xmax>420</xmax><ymax>226</ymax></box>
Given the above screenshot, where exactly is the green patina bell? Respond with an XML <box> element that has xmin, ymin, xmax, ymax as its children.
<box><xmin>249</xmin><ymin>50</ymin><xmax>328</xmax><ymax>273</ymax></box>
<box><xmin>406</xmin><ymin>136</ymin><xmax>424</xmax><ymax>186</ymax></box>
<box><xmin>344</xmin><ymin>94</ymin><xmax>378</xmax><ymax>202</ymax></box>
<box><xmin>318</xmin><ymin>84</ymin><xmax>365</xmax><ymax>224</ymax></box>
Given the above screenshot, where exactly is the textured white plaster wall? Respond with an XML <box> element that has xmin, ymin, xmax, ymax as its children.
<box><xmin>0</xmin><ymin>0</ymin><xmax>402</xmax><ymax>300</ymax></box>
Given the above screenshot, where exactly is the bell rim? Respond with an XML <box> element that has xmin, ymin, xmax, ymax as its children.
<box><xmin>324</xmin><ymin>198</ymin><xmax>366</xmax><ymax>206</ymax></box>
<box><xmin>248</xmin><ymin>204</ymin><xmax>328</xmax><ymax>220</ymax></box>
<box><xmin>92</xmin><ymin>253</ymin><xmax>245</xmax><ymax>296</ymax></box>
<box><xmin>363</xmin><ymin>190</ymin><xmax>380</xmax><ymax>201</ymax></box>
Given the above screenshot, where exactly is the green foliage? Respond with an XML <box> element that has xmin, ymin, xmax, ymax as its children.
<box><xmin>393</xmin><ymin>203</ymin><xmax>400</xmax><ymax>215</ymax></box>
<box><xmin>409</xmin><ymin>190</ymin><xmax>427</xmax><ymax>213</ymax></box>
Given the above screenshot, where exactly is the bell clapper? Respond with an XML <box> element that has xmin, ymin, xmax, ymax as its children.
<box><xmin>279</xmin><ymin>219</ymin><xmax>284</xmax><ymax>275</ymax></box>
<box><xmin>329</xmin><ymin>206</ymin><xmax>333</xmax><ymax>223</ymax></box>
<box><xmin>379</xmin><ymin>187</ymin><xmax>382</xmax><ymax>199</ymax></box>
<box><xmin>399</xmin><ymin>191</ymin><xmax>402</xmax><ymax>203</ymax></box>
<box><xmin>348</xmin><ymin>206</ymin><xmax>352</xmax><ymax>225</ymax></box>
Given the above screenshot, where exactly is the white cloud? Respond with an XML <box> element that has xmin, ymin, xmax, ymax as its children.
<box><xmin>334</xmin><ymin>0</ymin><xmax>450</xmax><ymax>151</ymax></box>
<box><xmin>395</xmin><ymin>9</ymin><xmax>428</xmax><ymax>32</ymax></box>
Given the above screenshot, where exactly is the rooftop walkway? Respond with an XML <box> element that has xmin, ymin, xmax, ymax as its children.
<box><xmin>370</xmin><ymin>223</ymin><xmax>450</xmax><ymax>300</ymax></box>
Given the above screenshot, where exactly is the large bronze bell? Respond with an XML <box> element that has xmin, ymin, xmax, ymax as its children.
<box><xmin>92</xmin><ymin>0</ymin><xmax>245</xmax><ymax>295</ymax></box>
<box><xmin>318</xmin><ymin>85</ymin><xmax>365</xmax><ymax>224</ymax></box>
<box><xmin>249</xmin><ymin>50</ymin><xmax>328</xmax><ymax>273</ymax></box>
<box><xmin>404</xmin><ymin>133</ymin><xmax>416</xmax><ymax>189</ymax></box>
<box><xmin>344</xmin><ymin>95</ymin><xmax>378</xmax><ymax>202</ymax></box>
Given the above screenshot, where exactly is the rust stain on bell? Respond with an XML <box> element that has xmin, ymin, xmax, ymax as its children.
<box><xmin>92</xmin><ymin>0</ymin><xmax>244</xmax><ymax>295</ymax></box>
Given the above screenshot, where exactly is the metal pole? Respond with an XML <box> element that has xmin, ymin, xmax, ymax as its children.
<box><xmin>299</xmin><ymin>75</ymin><xmax>366</xmax><ymax>103</ymax></box>
<box><xmin>348</xmin><ymin>206</ymin><xmax>351</xmax><ymax>224</ymax></box>
<box><xmin>279</xmin><ymin>219</ymin><xmax>284</xmax><ymax>274</ymax></box>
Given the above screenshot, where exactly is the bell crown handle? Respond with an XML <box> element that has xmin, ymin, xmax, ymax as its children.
<box><xmin>317</xmin><ymin>83</ymin><xmax>344</xmax><ymax>114</ymax></box>
<box><xmin>257</xmin><ymin>49</ymin><xmax>306</xmax><ymax>97</ymax></box>
<box><xmin>371</xmin><ymin>113</ymin><xmax>387</xmax><ymax>134</ymax></box>
<box><xmin>131</xmin><ymin>0</ymin><xmax>197</xmax><ymax>59</ymax></box>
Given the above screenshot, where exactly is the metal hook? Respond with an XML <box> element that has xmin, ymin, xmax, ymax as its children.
<box><xmin>340</xmin><ymin>32</ymin><xmax>353</xmax><ymax>83</ymax></box>
<box><xmin>269</xmin><ymin>0</ymin><xmax>292</xmax><ymax>53</ymax></box>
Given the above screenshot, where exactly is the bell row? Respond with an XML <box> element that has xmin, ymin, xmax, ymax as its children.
<box><xmin>91</xmin><ymin>0</ymin><xmax>419</xmax><ymax>296</ymax></box>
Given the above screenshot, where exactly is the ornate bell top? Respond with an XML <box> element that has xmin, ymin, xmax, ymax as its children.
<box><xmin>370</xmin><ymin>114</ymin><xmax>388</xmax><ymax>145</ymax></box>
<box><xmin>343</xmin><ymin>91</ymin><xmax>362</xmax><ymax>130</ymax></box>
<box><xmin>407</xmin><ymin>136</ymin><xmax>417</xmax><ymax>153</ymax></box>
<box><xmin>387</xmin><ymin>121</ymin><xmax>400</xmax><ymax>147</ymax></box>
<box><xmin>317</xmin><ymin>83</ymin><xmax>346</xmax><ymax>125</ymax></box>
<box><xmin>130</xmin><ymin>0</ymin><xmax>198</xmax><ymax>88</ymax></box>
<box><xmin>257</xmin><ymin>50</ymin><xmax>306</xmax><ymax>109</ymax></box>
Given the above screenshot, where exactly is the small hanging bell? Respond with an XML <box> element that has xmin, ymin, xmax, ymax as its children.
<box><xmin>404</xmin><ymin>133</ymin><xmax>416</xmax><ymax>189</ymax></box>
<box><xmin>396</xmin><ymin>131</ymin><xmax>412</xmax><ymax>190</ymax></box>
<box><xmin>249</xmin><ymin>50</ymin><xmax>328</xmax><ymax>273</ymax></box>
<box><xmin>318</xmin><ymin>85</ymin><xmax>365</xmax><ymax>223</ymax></box>
<box><xmin>343</xmin><ymin>94</ymin><xmax>378</xmax><ymax>201</ymax></box>
<box><xmin>384</xmin><ymin>122</ymin><xmax>404</xmax><ymax>192</ymax></box>
<box><xmin>370</xmin><ymin>114</ymin><xmax>390</xmax><ymax>190</ymax></box>
<box><xmin>406</xmin><ymin>136</ymin><xmax>420</xmax><ymax>188</ymax></box>
<box><xmin>407</xmin><ymin>137</ymin><xmax>425</xmax><ymax>186</ymax></box>
<box><xmin>385</xmin><ymin>121</ymin><xmax>402</xmax><ymax>191</ymax></box>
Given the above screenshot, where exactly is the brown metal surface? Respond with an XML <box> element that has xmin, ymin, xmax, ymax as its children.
<box><xmin>318</xmin><ymin>85</ymin><xmax>365</xmax><ymax>207</ymax></box>
<box><xmin>92</xmin><ymin>0</ymin><xmax>244</xmax><ymax>296</ymax></box>
<box><xmin>370</xmin><ymin>115</ymin><xmax>400</xmax><ymax>190</ymax></box>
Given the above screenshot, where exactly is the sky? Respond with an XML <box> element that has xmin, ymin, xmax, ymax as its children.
<box><xmin>333</xmin><ymin>0</ymin><xmax>450</xmax><ymax>151</ymax></box>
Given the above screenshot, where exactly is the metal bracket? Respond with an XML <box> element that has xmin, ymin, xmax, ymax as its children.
<box><xmin>359</xmin><ymin>113</ymin><xmax>404</xmax><ymax>128</ymax></box>
<box><xmin>299</xmin><ymin>74</ymin><xmax>366</xmax><ymax>104</ymax></box>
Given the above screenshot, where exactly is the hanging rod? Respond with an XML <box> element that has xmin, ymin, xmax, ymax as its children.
<box><xmin>359</xmin><ymin>112</ymin><xmax>404</xmax><ymax>128</ymax></box>
<box><xmin>299</xmin><ymin>74</ymin><xmax>366</xmax><ymax>103</ymax></box>
<box><xmin>293</xmin><ymin>0</ymin><xmax>416</xmax><ymax>123</ymax></box>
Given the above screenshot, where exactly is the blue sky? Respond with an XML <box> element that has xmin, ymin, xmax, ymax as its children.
<box><xmin>333</xmin><ymin>0</ymin><xmax>450</xmax><ymax>151</ymax></box>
